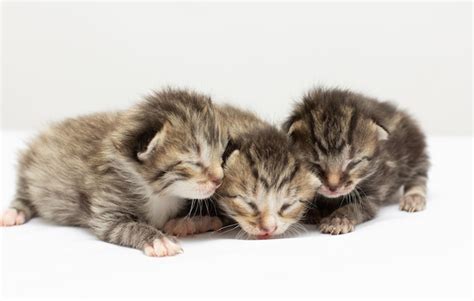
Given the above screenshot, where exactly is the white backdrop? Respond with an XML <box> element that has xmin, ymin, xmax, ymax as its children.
<box><xmin>2</xmin><ymin>2</ymin><xmax>472</xmax><ymax>135</ymax></box>
<box><xmin>1</xmin><ymin>2</ymin><xmax>473</xmax><ymax>300</ymax></box>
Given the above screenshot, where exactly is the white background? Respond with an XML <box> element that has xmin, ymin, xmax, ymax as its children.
<box><xmin>1</xmin><ymin>2</ymin><xmax>472</xmax><ymax>301</ymax></box>
<box><xmin>2</xmin><ymin>1</ymin><xmax>472</xmax><ymax>135</ymax></box>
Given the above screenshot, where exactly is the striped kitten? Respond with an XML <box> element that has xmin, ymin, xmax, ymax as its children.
<box><xmin>165</xmin><ymin>106</ymin><xmax>320</xmax><ymax>239</ymax></box>
<box><xmin>284</xmin><ymin>87</ymin><xmax>430</xmax><ymax>235</ymax></box>
<box><xmin>0</xmin><ymin>88</ymin><xmax>227</xmax><ymax>256</ymax></box>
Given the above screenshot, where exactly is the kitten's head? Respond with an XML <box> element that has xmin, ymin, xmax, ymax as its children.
<box><xmin>214</xmin><ymin>127</ymin><xmax>320</xmax><ymax>239</ymax></box>
<box><xmin>114</xmin><ymin>88</ymin><xmax>227</xmax><ymax>200</ymax></box>
<box><xmin>283</xmin><ymin>88</ymin><xmax>389</xmax><ymax>199</ymax></box>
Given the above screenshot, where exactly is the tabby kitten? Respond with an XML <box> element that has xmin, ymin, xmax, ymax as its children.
<box><xmin>216</xmin><ymin>126</ymin><xmax>321</xmax><ymax>239</ymax></box>
<box><xmin>284</xmin><ymin>87</ymin><xmax>429</xmax><ymax>235</ymax></box>
<box><xmin>165</xmin><ymin>106</ymin><xmax>320</xmax><ymax>239</ymax></box>
<box><xmin>0</xmin><ymin>88</ymin><xmax>227</xmax><ymax>256</ymax></box>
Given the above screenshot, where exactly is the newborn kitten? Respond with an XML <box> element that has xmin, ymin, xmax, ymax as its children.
<box><xmin>283</xmin><ymin>87</ymin><xmax>430</xmax><ymax>235</ymax></box>
<box><xmin>165</xmin><ymin>105</ymin><xmax>320</xmax><ymax>239</ymax></box>
<box><xmin>0</xmin><ymin>88</ymin><xmax>227</xmax><ymax>256</ymax></box>
<box><xmin>216</xmin><ymin>124</ymin><xmax>320</xmax><ymax>239</ymax></box>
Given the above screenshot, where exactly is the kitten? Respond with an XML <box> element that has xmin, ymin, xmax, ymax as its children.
<box><xmin>283</xmin><ymin>87</ymin><xmax>430</xmax><ymax>235</ymax></box>
<box><xmin>165</xmin><ymin>105</ymin><xmax>321</xmax><ymax>239</ymax></box>
<box><xmin>0</xmin><ymin>88</ymin><xmax>227</xmax><ymax>256</ymax></box>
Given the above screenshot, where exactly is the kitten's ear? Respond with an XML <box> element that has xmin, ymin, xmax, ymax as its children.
<box><xmin>284</xmin><ymin>119</ymin><xmax>308</xmax><ymax>141</ymax></box>
<box><xmin>137</xmin><ymin>122</ymin><xmax>169</xmax><ymax>161</ymax></box>
<box><xmin>225</xmin><ymin>149</ymin><xmax>240</xmax><ymax>166</ymax></box>
<box><xmin>372</xmin><ymin>121</ymin><xmax>389</xmax><ymax>141</ymax></box>
<box><xmin>222</xmin><ymin>138</ymin><xmax>240</xmax><ymax>166</ymax></box>
<box><xmin>308</xmin><ymin>172</ymin><xmax>322</xmax><ymax>189</ymax></box>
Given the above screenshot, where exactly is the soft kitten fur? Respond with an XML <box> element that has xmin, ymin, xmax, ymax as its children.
<box><xmin>165</xmin><ymin>105</ymin><xmax>321</xmax><ymax>239</ymax></box>
<box><xmin>283</xmin><ymin>87</ymin><xmax>430</xmax><ymax>235</ymax></box>
<box><xmin>0</xmin><ymin>88</ymin><xmax>227</xmax><ymax>256</ymax></box>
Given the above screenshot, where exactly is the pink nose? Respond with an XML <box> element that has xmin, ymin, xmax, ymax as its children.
<box><xmin>259</xmin><ymin>225</ymin><xmax>277</xmax><ymax>235</ymax></box>
<box><xmin>209</xmin><ymin>176</ymin><xmax>222</xmax><ymax>187</ymax></box>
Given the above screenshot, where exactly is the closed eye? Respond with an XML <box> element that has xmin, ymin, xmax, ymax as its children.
<box><xmin>245</xmin><ymin>201</ymin><xmax>259</xmax><ymax>213</ymax></box>
<box><xmin>347</xmin><ymin>156</ymin><xmax>371</xmax><ymax>170</ymax></box>
<box><xmin>225</xmin><ymin>195</ymin><xmax>259</xmax><ymax>214</ymax></box>
<box><xmin>219</xmin><ymin>193</ymin><xmax>244</xmax><ymax>199</ymax></box>
<box><xmin>184</xmin><ymin>160</ymin><xmax>204</xmax><ymax>169</ymax></box>
<box><xmin>309</xmin><ymin>161</ymin><xmax>324</xmax><ymax>176</ymax></box>
<box><xmin>310</xmin><ymin>160</ymin><xmax>322</xmax><ymax>170</ymax></box>
<box><xmin>152</xmin><ymin>160</ymin><xmax>183</xmax><ymax>182</ymax></box>
<box><xmin>279</xmin><ymin>201</ymin><xmax>296</xmax><ymax>215</ymax></box>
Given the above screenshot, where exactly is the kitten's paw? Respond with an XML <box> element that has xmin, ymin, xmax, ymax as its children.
<box><xmin>0</xmin><ymin>208</ymin><xmax>26</xmax><ymax>227</ymax></box>
<box><xmin>400</xmin><ymin>194</ymin><xmax>426</xmax><ymax>212</ymax></box>
<box><xmin>164</xmin><ymin>217</ymin><xmax>197</xmax><ymax>236</ymax></box>
<box><xmin>164</xmin><ymin>216</ymin><xmax>223</xmax><ymax>237</ymax></box>
<box><xmin>319</xmin><ymin>216</ymin><xmax>355</xmax><ymax>235</ymax></box>
<box><xmin>199</xmin><ymin>216</ymin><xmax>223</xmax><ymax>233</ymax></box>
<box><xmin>143</xmin><ymin>236</ymin><xmax>183</xmax><ymax>257</ymax></box>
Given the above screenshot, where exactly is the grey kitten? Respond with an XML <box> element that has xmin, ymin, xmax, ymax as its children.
<box><xmin>283</xmin><ymin>87</ymin><xmax>430</xmax><ymax>235</ymax></box>
<box><xmin>0</xmin><ymin>88</ymin><xmax>227</xmax><ymax>256</ymax></box>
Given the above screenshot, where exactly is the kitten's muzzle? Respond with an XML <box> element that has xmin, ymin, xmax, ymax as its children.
<box><xmin>319</xmin><ymin>172</ymin><xmax>346</xmax><ymax>197</ymax></box>
<box><xmin>198</xmin><ymin>173</ymin><xmax>223</xmax><ymax>190</ymax></box>
<box><xmin>327</xmin><ymin>173</ymin><xmax>341</xmax><ymax>191</ymax></box>
<box><xmin>206</xmin><ymin>166</ymin><xmax>224</xmax><ymax>188</ymax></box>
<box><xmin>257</xmin><ymin>222</ymin><xmax>277</xmax><ymax>238</ymax></box>
<box><xmin>319</xmin><ymin>184</ymin><xmax>354</xmax><ymax>198</ymax></box>
<box><xmin>209</xmin><ymin>176</ymin><xmax>222</xmax><ymax>188</ymax></box>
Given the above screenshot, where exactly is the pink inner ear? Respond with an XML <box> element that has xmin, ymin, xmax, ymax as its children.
<box><xmin>376</xmin><ymin>125</ymin><xmax>389</xmax><ymax>141</ymax></box>
<box><xmin>137</xmin><ymin>124</ymin><xmax>169</xmax><ymax>161</ymax></box>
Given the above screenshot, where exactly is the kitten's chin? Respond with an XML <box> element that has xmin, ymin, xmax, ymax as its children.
<box><xmin>238</xmin><ymin>222</ymin><xmax>291</xmax><ymax>239</ymax></box>
<box><xmin>176</xmin><ymin>189</ymin><xmax>215</xmax><ymax>200</ymax></box>
<box><xmin>164</xmin><ymin>181</ymin><xmax>217</xmax><ymax>200</ymax></box>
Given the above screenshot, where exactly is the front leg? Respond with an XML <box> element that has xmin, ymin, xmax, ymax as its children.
<box><xmin>91</xmin><ymin>214</ymin><xmax>183</xmax><ymax>257</ymax></box>
<box><xmin>319</xmin><ymin>198</ymin><xmax>378</xmax><ymax>235</ymax></box>
<box><xmin>164</xmin><ymin>216</ymin><xmax>223</xmax><ymax>237</ymax></box>
<box><xmin>400</xmin><ymin>175</ymin><xmax>427</xmax><ymax>212</ymax></box>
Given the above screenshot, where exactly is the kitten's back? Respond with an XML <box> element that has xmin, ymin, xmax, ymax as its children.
<box><xmin>217</xmin><ymin>104</ymin><xmax>267</xmax><ymax>139</ymax></box>
<box><xmin>16</xmin><ymin>112</ymin><xmax>121</xmax><ymax>225</ymax></box>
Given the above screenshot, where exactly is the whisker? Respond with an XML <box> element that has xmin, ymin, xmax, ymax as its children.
<box><xmin>217</xmin><ymin>222</ymin><xmax>239</xmax><ymax>231</ymax></box>
<box><xmin>285</xmin><ymin>227</ymin><xmax>295</xmax><ymax>238</ymax></box>
<box><xmin>235</xmin><ymin>229</ymin><xmax>245</xmax><ymax>240</ymax></box>
<box><xmin>355</xmin><ymin>187</ymin><xmax>365</xmax><ymax>208</ymax></box>
<box><xmin>210</xmin><ymin>200</ymin><xmax>218</xmax><ymax>215</ymax></box>
<box><xmin>245</xmin><ymin>232</ymin><xmax>251</xmax><ymax>240</ymax></box>
<box><xmin>293</xmin><ymin>222</ymin><xmax>308</xmax><ymax>233</ymax></box>
<box><xmin>186</xmin><ymin>199</ymin><xmax>196</xmax><ymax>218</ymax></box>
<box><xmin>204</xmin><ymin>199</ymin><xmax>210</xmax><ymax>215</ymax></box>
<box><xmin>339</xmin><ymin>194</ymin><xmax>346</xmax><ymax>207</ymax></box>
<box><xmin>219</xmin><ymin>224</ymin><xmax>240</xmax><ymax>235</ymax></box>
<box><xmin>302</xmin><ymin>200</ymin><xmax>318</xmax><ymax>210</ymax></box>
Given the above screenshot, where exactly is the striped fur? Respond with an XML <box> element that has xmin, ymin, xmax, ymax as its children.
<box><xmin>214</xmin><ymin>106</ymin><xmax>320</xmax><ymax>238</ymax></box>
<box><xmin>164</xmin><ymin>105</ymin><xmax>321</xmax><ymax>238</ymax></box>
<box><xmin>284</xmin><ymin>87</ymin><xmax>430</xmax><ymax>235</ymax></box>
<box><xmin>4</xmin><ymin>88</ymin><xmax>227</xmax><ymax>255</ymax></box>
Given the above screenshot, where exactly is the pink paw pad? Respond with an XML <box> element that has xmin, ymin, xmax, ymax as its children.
<box><xmin>0</xmin><ymin>209</ymin><xmax>26</xmax><ymax>227</ymax></box>
<box><xmin>143</xmin><ymin>236</ymin><xmax>183</xmax><ymax>257</ymax></box>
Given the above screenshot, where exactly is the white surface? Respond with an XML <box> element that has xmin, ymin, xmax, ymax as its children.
<box><xmin>0</xmin><ymin>131</ymin><xmax>472</xmax><ymax>300</ymax></box>
<box><xmin>2</xmin><ymin>2</ymin><xmax>472</xmax><ymax>135</ymax></box>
